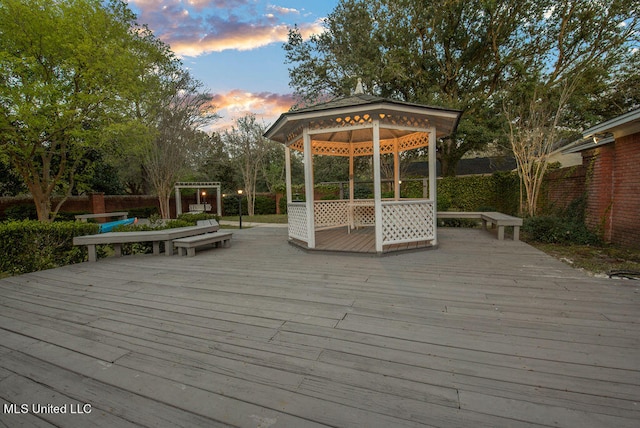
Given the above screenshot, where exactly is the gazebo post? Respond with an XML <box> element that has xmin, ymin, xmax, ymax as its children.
<box><xmin>302</xmin><ymin>127</ymin><xmax>316</xmax><ymax>248</ymax></box>
<box><xmin>285</xmin><ymin>146</ymin><xmax>293</xmax><ymax>204</ymax></box>
<box><xmin>429</xmin><ymin>128</ymin><xmax>438</xmax><ymax>245</ymax></box>
<box><xmin>349</xmin><ymin>146</ymin><xmax>354</xmax><ymax>202</ymax></box>
<box><xmin>372</xmin><ymin>120</ymin><xmax>383</xmax><ymax>253</ymax></box>
<box><xmin>393</xmin><ymin>139</ymin><xmax>400</xmax><ymax>200</ymax></box>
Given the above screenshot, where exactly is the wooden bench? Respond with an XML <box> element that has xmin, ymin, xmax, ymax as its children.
<box><xmin>73</xmin><ymin>222</ymin><xmax>220</xmax><ymax>262</ymax></box>
<box><xmin>437</xmin><ymin>211</ymin><xmax>523</xmax><ymax>240</ymax></box>
<box><xmin>75</xmin><ymin>212</ymin><xmax>128</xmax><ymax>222</ymax></box>
<box><xmin>173</xmin><ymin>232</ymin><xmax>233</xmax><ymax>257</ymax></box>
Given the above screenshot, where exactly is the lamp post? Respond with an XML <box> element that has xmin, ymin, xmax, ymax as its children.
<box><xmin>201</xmin><ymin>191</ymin><xmax>207</xmax><ymax>212</ymax></box>
<box><xmin>237</xmin><ymin>189</ymin><xmax>243</xmax><ymax>229</ymax></box>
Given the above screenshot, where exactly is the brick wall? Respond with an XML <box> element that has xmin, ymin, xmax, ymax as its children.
<box><xmin>541</xmin><ymin>165</ymin><xmax>587</xmax><ymax>213</ymax></box>
<box><xmin>609</xmin><ymin>134</ymin><xmax>640</xmax><ymax>248</ymax></box>
<box><xmin>581</xmin><ymin>134</ymin><xmax>640</xmax><ymax>249</ymax></box>
<box><xmin>533</xmin><ymin>133</ymin><xmax>639</xmax><ymax>249</ymax></box>
<box><xmin>0</xmin><ymin>194</ymin><xmax>220</xmax><ymax>220</ymax></box>
<box><xmin>583</xmin><ymin>145</ymin><xmax>615</xmax><ymax>241</ymax></box>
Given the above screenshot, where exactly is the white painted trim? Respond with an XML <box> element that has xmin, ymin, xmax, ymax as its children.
<box><xmin>285</xmin><ymin>146</ymin><xmax>292</xmax><ymax>204</ymax></box>
<box><xmin>303</xmin><ymin>127</ymin><xmax>316</xmax><ymax>248</ymax></box>
<box><xmin>428</xmin><ymin>128</ymin><xmax>438</xmax><ymax>246</ymax></box>
<box><xmin>372</xmin><ymin>120</ymin><xmax>383</xmax><ymax>253</ymax></box>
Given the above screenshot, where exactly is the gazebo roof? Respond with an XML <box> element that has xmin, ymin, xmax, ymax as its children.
<box><xmin>264</xmin><ymin>94</ymin><xmax>462</xmax><ymax>149</ymax></box>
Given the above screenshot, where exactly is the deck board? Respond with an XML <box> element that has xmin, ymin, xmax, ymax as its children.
<box><xmin>1</xmin><ymin>226</ymin><xmax>639</xmax><ymax>427</ymax></box>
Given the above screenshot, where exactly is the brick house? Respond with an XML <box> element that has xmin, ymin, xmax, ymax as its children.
<box><xmin>560</xmin><ymin>108</ymin><xmax>640</xmax><ymax>248</ymax></box>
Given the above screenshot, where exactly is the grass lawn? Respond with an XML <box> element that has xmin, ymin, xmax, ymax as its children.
<box><xmin>527</xmin><ymin>241</ymin><xmax>640</xmax><ymax>278</ymax></box>
<box><xmin>221</xmin><ymin>214</ymin><xmax>288</xmax><ymax>224</ymax></box>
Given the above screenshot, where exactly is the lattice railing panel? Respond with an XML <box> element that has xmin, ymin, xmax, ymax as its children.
<box><xmin>288</xmin><ymin>203</ymin><xmax>308</xmax><ymax>242</ymax></box>
<box><xmin>381</xmin><ymin>201</ymin><xmax>435</xmax><ymax>245</ymax></box>
<box><xmin>380</xmin><ymin>114</ymin><xmax>431</xmax><ymax>129</ymax></box>
<box><xmin>312</xmin><ymin>143</ymin><xmax>351</xmax><ymax>156</ymax></box>
<box><xmin>397</xmin><ymin>133</ymin><xmax>430</xmax><ymax>151</ymax></box>
<box><xmin>314</xmin><ymin>201</ymin><xmax>349</xmax><ymax>229</ymax></box>
<box><xmin>350</xmin><ymin>200</ymin><xmax>376</xmax><ymax>228</ymax></box>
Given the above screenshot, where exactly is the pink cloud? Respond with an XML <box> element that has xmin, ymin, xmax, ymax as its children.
<box><xmin>207</xmin><ymin>90</ymin><xmax>295</xmax><ymax>130</ymax></box>
<box><xmin>127</xmin><ymin>1</ymin><xmax>324</xmax><ymax>57</ymax></box>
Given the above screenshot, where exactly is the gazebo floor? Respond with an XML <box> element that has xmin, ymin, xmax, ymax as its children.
<box><xmin>292</xmin><ymin>226</ymin><xmax>434</xmax><ymax>254</ymax></box>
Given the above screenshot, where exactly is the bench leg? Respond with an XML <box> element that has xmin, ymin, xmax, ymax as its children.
<box><xmin>482</xmin><ymin>219</ymin><xmax>488</xmax><ymax>230</ymax></box>
<box><xmin>177</xmin><ymin>247</ymin><xmax>186</xmax><ymax>256</ymax></box>
<box><xmin>87</xmin><ymin>245</ymin><xmax>97</xmax><ymax>262</ymax></box>
<box><xmin>187</xmin><ymin>247</ymin><xmax>196</xmax><ymax>257</ymax></box>
<box><xmin>164</xmin><ymin>240</ymin><xmax>174</xmax><ymax>256</ymax></box>
<box><xmin>513</xmin><ymin>226</ymin><xmax>520</xmax><ymax>241</ymax></box>
<box><xmin>153</xmin><ymin>241</ymin><xmax>160</xmax><ymax>256</ymax></box>
<box><xmin>114</xmin><ymin>244</ymin><xmax>122</xmax><ymax>257</ymax></box>
<box><xmin>497</xmin><ymin>226</ymin><xmax>505</xmax><ymax>240</ymax></box>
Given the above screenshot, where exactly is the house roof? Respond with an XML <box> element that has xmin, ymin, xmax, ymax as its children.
<box><xmin>561</xmin><ymin>108</ymin><xmax>640</xmax><ymax>154</ymax></box>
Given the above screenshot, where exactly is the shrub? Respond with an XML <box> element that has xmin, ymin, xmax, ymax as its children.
<box><xmin>523</xmin><ymin>216</ymin><xmax>601</xmax><ymax>245</ymax></box>
<box><xmin>254</xmin><ymin>196</ymin><xmax>276</xmax><ymax>215</ymax></box>
<box><xmin>436</xmin><ymin>172</ymin><xmax>519</xmax><ymax>215</ymax></box>
<box><xmin>128</xmin><ymin>206</ymin><xmax>159</xmax><ymax>218</ymax></box>
<box><xmin>3</xmin><ymin>204</ymin><xmax>38</xmax><ymax>220</ymax></box>
<box><xmin>176</xmin><ymin>212</ymin><xmax>220</xmax><ymax>224</ymax></box>
<box><xmin>222</xmin><ymin>195</ymin><xmax>247</xmax><ymax>216</ymax></box>
<box><xmin>0</xmin><ymin>220</ymin><xmax>99</xmax><ymax>275</ymax></box>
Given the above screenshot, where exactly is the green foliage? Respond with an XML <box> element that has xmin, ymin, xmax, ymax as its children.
<box><xmin>128</xmin><ymin>206</ymin><xmax>159</xmax><ymax>219</ymax></box>
<box><xmin>0</xmin><ymin>220</ymin><xmax>99</xmax><ymax>275</ymax></box>
<box><xmin>3</xmin><ymin>204</ymin><xmax>38</xmax><ymax>221</ymax></box>
<box><xmin>439</xmin><ymin>218</ymin><xmax>481</xmax><ymax>228</ymax></box>
<box><xmin>523</xmin><ymin>216</ymin><xmax>601</xmax><ymax>245</ymax></box>
<box><xmin>0</xmin><ymin>0</ymin><xmax>182</xmax><ymax>221</ymax></box>
<box><xmin>253</xmin><ymin>196</ymin><xmax>277</xmax><ymax>215</ymax></box>
<box><xmin>176</xmin><ymin>212</ymin><xmax>220</xmax><ymax>223</ymax></box>
<box><xmin>222</xmin><ymin>195</ymin><xmax>247</xmax><ymax>216</ymax></box>
<box><xmin>437</xmin><ymin>172</ymin><xmax>519</xmax><ymax>215</ymax></box>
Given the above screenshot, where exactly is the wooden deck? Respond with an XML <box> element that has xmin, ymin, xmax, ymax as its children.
<box><xmin>1</xmin><ymin>226</ymin><xmax>639</xmax><ymax>427</ymax></box>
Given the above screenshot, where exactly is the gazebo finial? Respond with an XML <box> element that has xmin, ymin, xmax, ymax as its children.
<box><xmin>354</xmin><ymin>77</ymin><xmax>364</xmax><ymax>94</ymax></box>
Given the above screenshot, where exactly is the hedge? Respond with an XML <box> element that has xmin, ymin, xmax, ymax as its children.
<box><xmin>0</xmin><ymin>220</ymin><xmax>99</xmax><ymax>275</ymax></box>
<box><xmin>437</xmin><ymin>172</ymin><xmax>519</xmax><ymax>215</ymax></box>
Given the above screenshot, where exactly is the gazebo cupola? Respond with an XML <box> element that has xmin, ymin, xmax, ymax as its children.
<box><xmin>265</xmin><ymin>91</ymin><xmax>462</xmax><ymax>253</ymax></box>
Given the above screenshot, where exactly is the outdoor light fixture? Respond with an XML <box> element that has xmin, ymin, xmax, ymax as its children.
<box><xmin>201</xmin><ymin>191</ymin><xmax>206</xmax><ymax>211</ymax></box>
<box><xmin>237</xmin><ymin>189</ymin><xmax>243</xmax><ymax>229</ymax></box>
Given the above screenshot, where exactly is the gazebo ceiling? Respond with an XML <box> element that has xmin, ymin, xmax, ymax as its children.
<box><xmin>264</xmin><ymin>94</ymin><xmax>462</xmax><ymax>156</ymax></box>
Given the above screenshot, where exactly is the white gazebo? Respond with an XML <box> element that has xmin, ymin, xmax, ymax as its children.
<box><xmin>264</xmin><ymin>93</ymin><xmax>461</xmax><ymax>254</ymax></box>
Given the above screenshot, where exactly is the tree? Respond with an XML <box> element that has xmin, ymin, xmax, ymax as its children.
<box><xmin>223</xmin><ymin>114</ymin><xmax>275</xmax><ymax>216</ymax></box>
<box><xmin>503</xmin><ymin>0</ymin><xmax>639</xmax><ymax>216</ymax></box>
<box><xmin>142</xmin><ymin>72</ymin><xmax>217</xmax><ymax>218</ymax></box>
<box><xmin>0</xmin><ymin>0</ymin><xmax>174</xmax><ymax>221</ymax></box>
<box><xmin>284</xmin><ymin>0</ymin><xmax>531</xmax><ymax>176</ymax></box>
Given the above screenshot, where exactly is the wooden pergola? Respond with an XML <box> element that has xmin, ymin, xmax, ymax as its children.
<box><xmin>264</xmin><ymin>93</ymin><xmax>461</xmax><ymax>253</ymax></box>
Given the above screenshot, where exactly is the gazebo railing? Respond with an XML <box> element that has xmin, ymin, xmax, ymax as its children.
<box><xmin>314</xmin><ymin>200</ymin><xmax>349</xmax><ymax>230</ymax></box>
<box><xmin>381</xmin><ymin>200</ymin><xmax>435</xmax><ymax>245</ymax></box>
<box><xmin>287</xmin><ymin>203</ymin><xmax>308</xmax><ymax>242</ymax></box>
<box><xmin>289</xmin><ymin>199</ymin><xmax>436</xmax><ymax>248</ymax></box>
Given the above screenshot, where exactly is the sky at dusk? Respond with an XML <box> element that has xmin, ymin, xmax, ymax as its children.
<box><xmin>126</xmin><ymin>0</ymin><xmax>341</xmax><ymax>131</ymax></box>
